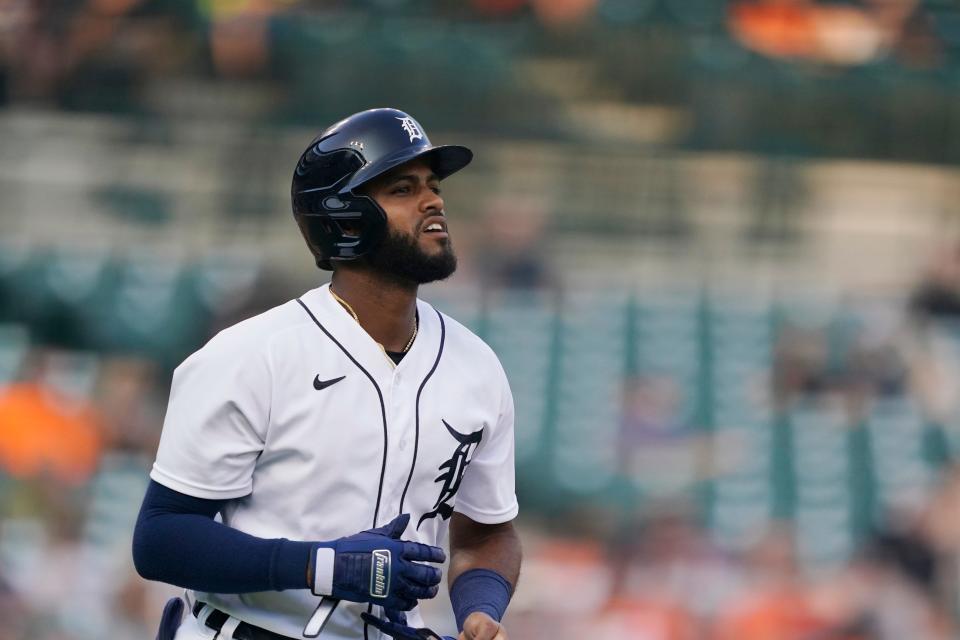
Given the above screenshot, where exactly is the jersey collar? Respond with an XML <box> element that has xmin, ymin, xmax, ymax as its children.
<box><xmin>304</xmin><ymin>283</ymin><xmax>438</xmax><ymax>382</ymax></box>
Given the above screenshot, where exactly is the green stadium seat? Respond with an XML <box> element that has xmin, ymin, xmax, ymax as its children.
<box><xmin>663</xmin><ymin>0</ymin><xmax>727</xmax><ymax>30</ymax></box>
<box><xmin>189</xmin><ymin>251</ymin><xmax>263</xmax><ymax>315</ymax></box>
<box><xmin>867</xmin><ymin>396</ymin><xmax>933</xmax><ymax>511</ymax></box>
<box><xmin>83</xmin><ymin>453</ymin><xmax>151</xmax><ymax>554</ymax></box>
<box><xmin>598</xmin><ymin>0</ymin><xmax>658</xmax><ymax>25</ymax></box>
<box><xmin>83</xmin><ymin>254</ymin><xmax>210</xmax><ymax>371</ymax></box>
<box><xmin>709</xmin><ymin>299</ymin><xmax>774</xmax><ymax>432</ymax></box>
<box><xmin>483</xmin><ymin>291</ymin><xmax>554</xmax><ymax>468</ymax></box>
<box><xmin>552</xmin><ymin>293</ymin><xmax>629</xmax><ymax>495</ymax></box>
<box><xmin>419</xmin><ymin>288</ymin><xmax>483</xmax><ymax>334</ymax></box>
<box><xmin>790</xmin><ymin>402</ymin><xmax>855</xmax><ymax>566</ymax></box>
<box><xmin>0</xmin><ymin>324</ymin><xmax>29</xmax><ymax>384</ymax></box>
<box><xmin>635</xmin><ymin>294</ymin><xmax>702</xmax><ymax>425</ymax></box>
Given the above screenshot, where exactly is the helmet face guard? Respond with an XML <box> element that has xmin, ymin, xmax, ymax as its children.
<box><xmin>291</xmin><ymin>108</ymin><xmax>473</xmax><ymax>270</ymax></box>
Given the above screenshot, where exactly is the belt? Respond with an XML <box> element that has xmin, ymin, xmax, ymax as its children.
<box><xmin>193</xmin><ymin>601</ymin><xmax>293</xmax><ymax>640</ymax></box>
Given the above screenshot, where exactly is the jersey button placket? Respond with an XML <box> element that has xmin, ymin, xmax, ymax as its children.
<box><xmin>390</xmin><ymin>373</ymin><xmax>413</xmax><ymax>507</ymax></box>
<box><xmin>393</xmin><ymin>375</ymin><xmax>406</xmax><ymax>454</ymax></box>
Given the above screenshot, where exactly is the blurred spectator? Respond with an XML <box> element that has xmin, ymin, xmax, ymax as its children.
<box><xmin>93</xmin><ymin>356</ymin><xmax>162</xmax><ymax>457</ymax></box>
<box><xmin>849</xmin><ymin>335</ymin><xmax>908</xmax><ymax>400</ymax></box>
<box><xmin>202</xmin><ymin>268</ymin><xmax>298</xmax><ymax>339</ymax></box>
<box><xmin>471</xmin><ymin>0</ymin><xmax>527</xmax><ymax>18</ymax></box>
<box><xmin>728</xmin><ymin>0</ymin><xmax>924</xmax><ymax>66</ymax></box>
<box><xmin>604</xmin><ymin>504</ymin><xmax>734</xmax><ymax>639</ymax></box>
<box><xmin>909</xmin><ymin>244</ymin><xmax>960</xmax><ymax>323</ymax></box>
<box><xmin>476</xmin><ymin>195</ymin><xmax>555</xmax><ymax>290</ymax></box>
<box><xmin>825</xmin><ymin>547</ymin><xmax>954</xmax><ymax>639</ymax></box>
<box><xmin>845</xmin><ymin>311</ymin><xmax>910</xmax><ymax>421</ymax></box>
<box><xmin>729</xmin><ymin>0</ymin><xmax>821</xmax><ymax>62</ymax></box>
<box><xmin>0</xmin><ymin>350</ymin><xmax>102</xmax><ymax>486</ymax></box>
<box><xmin>715</xmin><ymin>525</ymin><xmax>833</xmax><ymax>640</ymax></box>
<box><xmin>206</xmin><ymin>0</ymin><xmax>274</xmax><ymax>78</ymax></box>
<box><xmin>906</xmin><ymin>244</ymin><xmax>960</xmax><ymax>422</ymax></box>
<box><xmin>616</xmin><ymin>375</ymin><xmax>707</xmax><ymax>496</ymax></box>
<box><xmin>866</xmin><ymin>513</ymin><xmax>938</xmax><ymax>596</ymax></box>
<box><xmin>773</xmin><ymin>322</ymin><xmax>837</xmax><ymax>405</ymax></box>
<box><xmin>0</xmin><ymin>570</ymin><xmax>30</xmax><ymax>640</ymax></box>
<box><xmin>109</xmin><ymin>568</ymin><xmax>154</xmax><ymax>639</ymax></box>
<box><xmin>923</xmin><ymin>464</ymin><xmax>960</xmax><ymax>555</ymax></box>
<box><xmin>0</xmin><ymin>0</ymin><xmax>195</xmax><ymax>108</ymax></box>
<box><xmin>530</xmin><ymin>0</ymin><xmax>596</xmax><ymax>29</ymax></box>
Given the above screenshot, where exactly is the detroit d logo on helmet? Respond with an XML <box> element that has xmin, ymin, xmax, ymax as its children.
<box><xmin>397</xmin><ymin>117</ymin><xmax>424</xmax><ymax>143</ymax></box>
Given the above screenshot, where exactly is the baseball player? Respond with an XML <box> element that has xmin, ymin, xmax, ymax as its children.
<box><xmin>132</xmin><ymin>108</ymin><xmax>521</xmax><ymax>640</ymax></box>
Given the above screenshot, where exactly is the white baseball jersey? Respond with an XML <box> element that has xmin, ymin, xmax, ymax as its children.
<box><xmin>150</xmin><ymin>283</ymin><xmax>518</xmax><ymax>639</ymax></box>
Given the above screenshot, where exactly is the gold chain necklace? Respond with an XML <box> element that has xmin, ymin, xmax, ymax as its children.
<box><xmin>329</xmin><ymin>288</ymin><xmax>418</xmax><ymax>355</ymax></box>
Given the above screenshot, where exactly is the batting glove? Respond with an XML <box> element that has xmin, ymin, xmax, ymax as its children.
<box><xmin>310</xmin><ymin>514</ymin><xmax>445</xmax><ymax>611</ymax></box>
<box><xmin>361</xmin><ymin>608</ymin><xmax>455</xmax><ymax>640</ymax></box>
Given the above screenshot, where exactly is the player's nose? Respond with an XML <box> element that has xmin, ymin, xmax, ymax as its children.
<box><xmin>420</xmin><ymin>187</ymin><xmax>444</xmax><ymax>214</ymax></box>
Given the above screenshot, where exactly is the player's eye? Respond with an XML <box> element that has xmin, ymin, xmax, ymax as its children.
<box><xmin>430</xmin><ymin>186</ymin><xmax>442</xmax><ymax>195</ymax></box>
<box><xmin>390</xmin><ymin>185</ymin><xmax>411</xmax><ymax>195</ymax></box>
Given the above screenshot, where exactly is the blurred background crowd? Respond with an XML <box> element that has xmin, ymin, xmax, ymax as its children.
<box><xmin>3</xmin><ymin>0</ymin><xmax>960</xmax><ymax>638</ymax></box>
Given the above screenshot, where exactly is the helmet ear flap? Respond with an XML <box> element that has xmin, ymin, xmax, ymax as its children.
<box><xmin>292</xmin><ymin>144</ymin><xmax>383</xmax><ymax>271</ymax></box>
<box><xmin>323</xmin><ymin>193</ymin><xmax>386</xmax><ymax>260</ymax></box>
<box><xmin>293</xmin><ymin>190</ymin><xmax>386</xmax><ymax>269</ymax></box>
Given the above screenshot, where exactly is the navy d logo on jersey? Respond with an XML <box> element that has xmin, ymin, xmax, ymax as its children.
<box><xmin>418</xmin><ymin>420</ymin><xmax>483</xmax><ymax>530</ymax></box>
<box><xmin>370</xmin><ymin>549</ymin><xmax>391</xmax><ymax>598</ymax></box>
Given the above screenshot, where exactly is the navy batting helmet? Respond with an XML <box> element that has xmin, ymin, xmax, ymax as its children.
<box><xmin>291</xmin><ymin>108</ymin><xmax>473</xmax><ymax>270</ymax></box>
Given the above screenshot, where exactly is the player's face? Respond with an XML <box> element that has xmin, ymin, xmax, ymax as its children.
<box><xmin>360</xmin><ymin>158</ymin><xmax>457</xmax><ymax>284</ymax></box>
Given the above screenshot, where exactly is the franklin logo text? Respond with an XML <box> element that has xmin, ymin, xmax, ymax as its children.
<box><xmin>418</xmin><ymin>420</ymin><xmax>483</xmax><ymax>529</ymax></box>
<box><xmin>370</xmin><ymin>549</ymin><xmax>391</xmax><ymax>598</ymax></box>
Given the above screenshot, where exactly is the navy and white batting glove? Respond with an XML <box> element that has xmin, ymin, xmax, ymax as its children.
<box><xmin>310</xmin><ymin>514</ymin><xmax>445</xmax><ymax>611</ymax></box>
<box><xmin>360</xmin><ymin>608</ymin><xmax>455</xmax><ymax>640</ymax></box>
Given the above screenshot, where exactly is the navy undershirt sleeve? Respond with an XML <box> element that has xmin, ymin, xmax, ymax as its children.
<box><xmin>132</xmin><ymin>480</ymin><xmax>314</xmax><ymax>593</ymax></box>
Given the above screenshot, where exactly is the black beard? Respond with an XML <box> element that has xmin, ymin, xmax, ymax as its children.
<box><xmin>365</xmin><ymin>227</ymin><xmax>458</xmax><ymax>285</ymax></box>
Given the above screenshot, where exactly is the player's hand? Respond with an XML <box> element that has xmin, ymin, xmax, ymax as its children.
<box><xmin>360</xmin><ymin>608</ymin><xmax>454</xmax><ymax>639</ymax></box>
<box><xmin>311</xmin><ymin>513</ymin><xmax>445</xmax><ymax>611</ymax></box>
<box><xmin>458</xmin><ymin>612</ymin><xmax>507</xmax><ymax>640</ymax></box>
